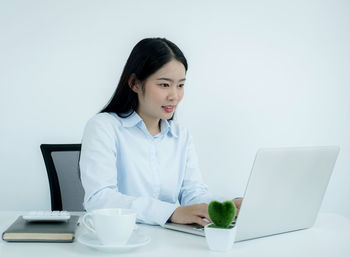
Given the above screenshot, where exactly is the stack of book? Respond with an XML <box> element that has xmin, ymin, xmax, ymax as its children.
<box><xmin>2</xmin><ymin>216</ymin><xmax>79</xmax><ymax>243</ymax></box>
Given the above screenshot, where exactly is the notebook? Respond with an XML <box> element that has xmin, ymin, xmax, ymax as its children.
<box><xmin>2</xmin><ymin>215</ymin><xmax>79</xmax><ymax>242</ymax></box>
<box><xmin>164</xmin><ymin>146</ymin><xmax>340</xmax><ymax>242</ymax></box>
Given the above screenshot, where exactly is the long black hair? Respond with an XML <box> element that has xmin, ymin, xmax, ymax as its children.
<box><xmin>100</xmin><ymin>38</ymin><xmax>188</xmax><ymax>118</ymax></box>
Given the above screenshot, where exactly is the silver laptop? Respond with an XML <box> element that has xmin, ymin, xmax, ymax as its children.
<box><xmin>164</xmin><ymin>146</ymin><xmax>340</xmax><ymax>242</ymax></box>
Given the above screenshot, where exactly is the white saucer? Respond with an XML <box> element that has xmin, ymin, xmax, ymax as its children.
<box><xmin>78</xmin><ymin>232</ymin><xmax>151</xmax><ymax>252</ymax></box>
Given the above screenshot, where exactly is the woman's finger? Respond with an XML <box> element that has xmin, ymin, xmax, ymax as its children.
<box><xmin>198</xmin><ymin>212</ymin><xmax>212</xmax><ymax>223</ymax></box>
<box><xmin>194</xmin><ymin>216</ymin><xmax>209</xmax><ymax>227</ymax></box>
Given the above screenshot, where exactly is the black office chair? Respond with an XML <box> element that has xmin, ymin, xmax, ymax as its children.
<box><xmin>40</xmin><ymin>144</ymin><xmax>85</xmax><ymax>211</ymax></box>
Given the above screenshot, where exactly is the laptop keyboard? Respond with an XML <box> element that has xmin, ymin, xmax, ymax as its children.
<box><xmin>163</xmin><ymin>220</ymin><xmax>237</xmax><ymax>237</ymax></box>
<box><xmin>192</xmin><ymin>221</ymin><xmax>236</xmax><ymax>231</ymax></box>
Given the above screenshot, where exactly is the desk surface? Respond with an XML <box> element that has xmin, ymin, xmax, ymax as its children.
<box><xmin>1</xmin><ymin>211</ymin><xmax>350</xmax><ymax>257</ymax></box>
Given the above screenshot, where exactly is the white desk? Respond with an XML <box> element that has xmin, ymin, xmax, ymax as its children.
<box><xmin>1</xmin><ymin>211</ymin><xmax>350</xmax><ymax>257</ymax></box>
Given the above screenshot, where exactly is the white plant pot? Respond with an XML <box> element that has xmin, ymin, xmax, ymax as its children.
<box><xmin>204</xmin><ymin>224</ymin><xmax>237</xmax><ymax>252</ymax></box>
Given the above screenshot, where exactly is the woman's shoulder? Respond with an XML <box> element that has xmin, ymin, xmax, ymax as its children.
<box><xmin>84</xmin><ymin>112</ymin><xmax>123</xmax><ymax>132</ymax></box>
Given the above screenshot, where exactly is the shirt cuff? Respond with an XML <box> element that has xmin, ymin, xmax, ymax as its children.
<box><xmin>158</xmin><ymin>201</ymin><xmax>180</xmax><ymax>227</ymax></box>
<box><xmin>131</xmin><ymin>197</ymin><xmax>179</xmax><ymax>226</ymax></box>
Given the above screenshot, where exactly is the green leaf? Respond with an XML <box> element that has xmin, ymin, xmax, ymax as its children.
<box><xmin>208</xmin><ymin>200</ymin><xmax>236</xmax><ymax>228</ymax></box>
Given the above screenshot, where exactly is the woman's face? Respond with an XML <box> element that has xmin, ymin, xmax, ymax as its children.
<box><xmin>133</xmin><ymin>60</ymin><xmax>186</xmax><ymax>123</ymax></box>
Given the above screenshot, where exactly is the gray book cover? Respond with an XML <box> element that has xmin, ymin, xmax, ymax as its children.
<box><xmin>2</xmin><ymin>215</ymin><xmax>79</xmax><ymax>243</ymax></box>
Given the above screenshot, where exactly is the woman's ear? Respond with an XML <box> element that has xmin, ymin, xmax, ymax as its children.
<box><xmin>128</xmin><ymin>73</ymin><xmax>141</xmax><ymax>93</ymax></box>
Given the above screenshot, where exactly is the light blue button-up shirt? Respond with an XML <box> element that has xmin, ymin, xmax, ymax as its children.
<box><xmin>80</xmin><ymin>111</ymin><xmax>222</xmax><ymax>226</ymax></box>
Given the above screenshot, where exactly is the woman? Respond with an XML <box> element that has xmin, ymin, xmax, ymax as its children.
<box><xmin>80</xmin><ymin>37</ymin><xmax>241</xmax><ymax>227</ymax></box>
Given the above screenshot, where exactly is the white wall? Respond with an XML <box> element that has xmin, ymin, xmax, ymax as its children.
<box><xmin>1</xmin><ymin>0</ymin><xmax>349</xmax><ymax>218</ymax></box>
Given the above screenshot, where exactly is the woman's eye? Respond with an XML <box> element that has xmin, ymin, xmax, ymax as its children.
<box><xmin>160</xmin><ymin>83</ymin><xmax>169</xmax><ymax>87</ymax></box>
<box><xmin>178</xmin><ymin>84</ymin><xmax>185</xmax><ymax>88</ymax></box>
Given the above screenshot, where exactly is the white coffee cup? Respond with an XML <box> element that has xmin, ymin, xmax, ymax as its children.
<box><xmin>82</xmin><ymin>208</ymin><xmax>136</xmax><ymax>246</ymax></box>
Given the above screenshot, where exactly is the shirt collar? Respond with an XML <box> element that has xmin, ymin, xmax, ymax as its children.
<box><xmin>120</xmin><ymin>111</ymin><xmax>143</xmax><ymax>128</ymax></box>
<box><xmin>121</xmin><ymin>111</ymin><xmax>178</xmax><ymax>138</ymax></box>
<box><xmin>160</xmin><ymin>119</ymin><xmax>178</xmax><ymax>138</ymax></box>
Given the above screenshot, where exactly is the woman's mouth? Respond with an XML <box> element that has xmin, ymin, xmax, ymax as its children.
<box><xmin>162</xmin><ymin>105</ymin><xmax>175</xmax><ymax>113</ymax></box>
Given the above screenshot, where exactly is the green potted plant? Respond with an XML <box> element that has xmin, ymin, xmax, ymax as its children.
<box><xmin>204</xmin><ymin>200</ymin><xmax>237</xmax><ymax>251</ymax></box>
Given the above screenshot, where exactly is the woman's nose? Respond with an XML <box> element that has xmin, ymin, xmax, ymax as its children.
<box><xmin>167</xmin><ymin>87</ymin><xmax>179</xmax><ymax>101</ymax></box>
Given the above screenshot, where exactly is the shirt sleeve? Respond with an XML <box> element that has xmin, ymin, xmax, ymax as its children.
<box><xmin>178</xmin><ymin>132</ymin><xmax>227</xmax><ymax>205</ymax></box>
<box><xmin>79</xmin><ymin>114</ymin><xmax>177</xmax><ymax>226</ymax></box>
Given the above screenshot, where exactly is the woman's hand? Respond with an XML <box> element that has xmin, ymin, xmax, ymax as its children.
<box><xmin>232</xmin><ymin>197</ymin><xmax>243</xmax><ymax>216</ymax></box>
<box><xmin>169</xmin><ymin>203</ymin><xmax>211</xmax><ymax>227</ymax></box>
<box><xmin>169</xmin><ymin>198</ymin><xmax>243</xmax><ymax>226</ymax></box>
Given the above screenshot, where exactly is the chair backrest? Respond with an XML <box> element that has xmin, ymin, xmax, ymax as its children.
<box><xmin>40</xmin><ymin>144</ymin><xmax>85</xmax><ymax>211</ymax></box>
